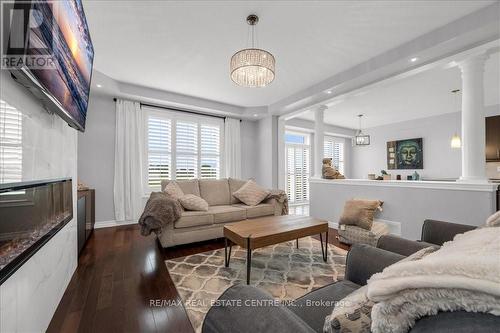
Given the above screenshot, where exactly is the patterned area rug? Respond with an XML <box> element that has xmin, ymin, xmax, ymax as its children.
<box><xmin>165</xmin><ymin>237</ymin><xmax>347</xmax><ymax>332</ymax></box>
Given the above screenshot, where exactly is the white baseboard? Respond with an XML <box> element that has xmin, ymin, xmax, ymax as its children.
<box><xmin>94</xmin><ymin>220</ymin><xmax>137</xmax><ymax>229</ymax></box>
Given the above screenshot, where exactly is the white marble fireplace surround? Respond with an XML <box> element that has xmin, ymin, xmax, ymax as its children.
<box><xmin>310</xmin><ymin>178</ymin><xmax>498</xmax><ymax>240</ymax></box>
<box><xmin>0</xmin><ymin>70</ymin><xmax>78</xmax><ymax>331</ymax></box>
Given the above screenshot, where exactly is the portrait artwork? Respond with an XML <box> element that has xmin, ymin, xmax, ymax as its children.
<box><xmin>387</xmin><ymin>138</ymin><xmax>423</xmax><ymax>170</ymax></box>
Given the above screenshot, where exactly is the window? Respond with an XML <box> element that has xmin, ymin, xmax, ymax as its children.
<box><xmin>324</xmin><ymin>136</ymin><xmax>345</xmax><ymax>175</ymax></box>
<box><xmin>146</xmin><ymin>108</ymin><xmax>223</xmax><ymax>190</ymax></box>
<box><xmin>285</xmin><ymin>131</ymin><xmax>310</xmax><ymax>204</ymax></box>
<box><xmin>0</xmin><ymin>100</ymin><xmax>23</xmax><ymax>183</ymax></box>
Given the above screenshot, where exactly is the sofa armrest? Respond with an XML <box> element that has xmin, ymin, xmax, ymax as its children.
<box><xmin>377</xmin><ymin>235</ymin><xmax>436</xmax><ymax>256</ymax></box>
<box><xmin>421</xmin><ymin>219</ymin><xmax>476</xmax><ymax>246</ymax></box>
<box><xmin>203</xmin><ymin>284</ymin><xmax>314</xmax><ymax>333</ymax></box>
<box><xmin>345</xmin><ymin>244</ymin><xmax>405</xmax><ymax>286</ymax></box>
<box><xmin>263</xmin><ymin>197</ymin><xmax>284</xmax><ymax>216</ymax></box>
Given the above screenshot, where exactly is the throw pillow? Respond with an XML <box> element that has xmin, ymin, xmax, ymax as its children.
<box><xmin>164</xmin><ymin>181</ymin><xmax>184</xmax><ymax>199</ymax></box>
<box><xmin>232</xmin><ymin>180</ymin><xmax>270</xmax><ymax>206</ymax></box>
<box><xmin>179</xmin><ymin>194</ymin><xmax>209</xmax><ymax>211</ymax></box>
<box><xmin>486</xmin><ymin>210</ymin><xmax>500</xmax><ymax>227</ymax></box>
<box><xmin>323</xmin><ymin>286</ymin><xmax>373</xmax><ymax>333</ymax></box>
<box><xmin>339</xmin><ymin>199</ymin><xmax>383</xmax><ymax>230</ymax></box>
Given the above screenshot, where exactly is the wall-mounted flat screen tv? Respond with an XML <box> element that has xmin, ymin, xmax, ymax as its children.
<box><xmin>6</xmin><ymin>0</ymin><xmax>94</xmax><ymax>131</ymax></box>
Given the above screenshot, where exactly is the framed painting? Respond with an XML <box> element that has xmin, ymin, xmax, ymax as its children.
<box><xmin>387</xmin><ymin>138</ymin><xmax>423</xmax><ymax>170</ymax></box>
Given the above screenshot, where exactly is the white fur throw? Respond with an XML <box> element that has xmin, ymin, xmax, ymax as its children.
<box><xmin>486</xmin><ymin>210</ymin><xmax>500</xmax><ymax>227</ymax></box>
<box><xmin>367</xmin><ymin>227</ymin><xmax>500</xmax><ymax>333</ymax></box>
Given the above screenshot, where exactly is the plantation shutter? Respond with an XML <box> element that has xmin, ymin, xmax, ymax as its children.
<box><xmin>176</xmin><ymin>121</ymin><xmax>198</xmax><ymax>180</ymax></box>
<box><xmin>200</xmin><ymin>124</ymin><xmax>220</xmax><ymax>179</ymax></box>
<box><xmin>147</xmin><ymin>117</ymin><xmax>171</xmax><ymax>187</ymax></box>
<box><xmin>0</xmin><ymin>100</ymin><xmax>23</xmax><ymax>183</ymax></box>
<box><xmin>286</xmin><ymin>145</ymin><xmax>310</xmax><ymax>203</ymax></box>
<box><xmin>324</xmin><ymin>137</ymin><xmax>344</xmax><ymax>175</ymax></box>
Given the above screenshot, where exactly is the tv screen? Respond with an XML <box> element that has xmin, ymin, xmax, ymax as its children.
<box><xmin>7</xmin><ymin>0</ymin><xmax>94</xmax><ymax>131</ymax></box>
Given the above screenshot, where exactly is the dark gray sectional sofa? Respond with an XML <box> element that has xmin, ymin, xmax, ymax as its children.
<box><xmin>202</xmin><ymin>220</ymin><xmax>499</xmax><ymax>333</ymax></box>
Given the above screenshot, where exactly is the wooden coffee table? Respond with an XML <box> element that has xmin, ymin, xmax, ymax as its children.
<box><xmin>223</xmin><ymin>215</ymin><xmax>329</xmax><ymax>284</ymax></box>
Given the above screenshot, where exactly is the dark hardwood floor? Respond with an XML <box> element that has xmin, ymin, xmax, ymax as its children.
<box><xmin>47</xmin><ymin>224</ymin><xmax>348</xmax><ymax>333</ymax></box>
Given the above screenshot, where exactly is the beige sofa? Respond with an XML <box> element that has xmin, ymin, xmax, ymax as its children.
<box><xmin>158</xmin><ymin>178</ymin><xmax>285</xmax><ymax>248</ymax></box>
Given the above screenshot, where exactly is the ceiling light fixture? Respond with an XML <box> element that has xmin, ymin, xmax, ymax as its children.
<box><xmin>450</xmin><ymin>89</ymin><xmax>462</xmax><ymax>149</ymax></box>
<box><xmin>355</xmin><ymin>114</ymin><xmax>370</xmax><ymax>146</ymax></box>
<box><xmin>230</xmin><ymin>14</ymin><xmax>275</xmax><ymax>87</ymax></box>
<box><xmin>326</xmin><ymin>90</ymin><xmax>332</xmax><ymax>94</ymax></box>
<box><xmin>96</xmin><ymin>84</ymin><xmax>102</xmax><ymax>88</ymax></box>
<box><xmin>410</xmin><ymin>57</ymin><xmax>419</xmax><ymax>62</ymax></box>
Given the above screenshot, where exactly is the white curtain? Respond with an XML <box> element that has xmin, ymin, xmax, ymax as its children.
<box><xmin>224</xmin><ymin>118</ymin><xmax>241</xmax><ymax>178</ymax></box>
<box><xmin>113</xmin><ymin>99</ymin><xmax>145</xmax><ymax>222</ymax></box>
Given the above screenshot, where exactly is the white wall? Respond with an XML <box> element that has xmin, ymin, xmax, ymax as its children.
<box><xmin>0</xmin><ymin>71</ymin><xmax>78</xmax><ymax>332</ymax></box>
<box><xmin>351</xmin><ymin>112</ymin><xmax>463</xmax><ymax>180</ymax></box>
<box><xmin>240</xmin><ymin>120</ymin><xmax>258</xmax><ymax>180</ymax></box>
<box><xmin>77</xmin><ymin>94</ymin><xmax>116</xmax><ymax>222</ymax></box>
<box><xmin>255</xmin><ymin>116</ymin><xmax>279</xmax><ymax>188</ymax></box>
<box><xmin>310</xmin><ymin>179</ymin><xmax>497</xmax><ymax>239</ymax></box>
<box><xmin>78</xmin><ymin>96</ymin><xmax>261</xmax><ymax>224</ymax></box>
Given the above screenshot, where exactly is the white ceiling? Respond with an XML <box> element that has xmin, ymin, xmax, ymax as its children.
<box><xmin>83</xmin><ymin>0</ymin><xmax>494</xmax><ymax>108</ymax></box>
<box><xmin>296</xmin><ymin>52</ymin><xmax>500</xmax><ymax>129</ymax></box>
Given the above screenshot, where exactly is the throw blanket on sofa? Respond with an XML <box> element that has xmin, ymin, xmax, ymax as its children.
<box><xmin>138</xmin><ymin>192</ymin><xmax>183</xmax><ymax>236</ymax></box>
<box><xmin>367</xmin><ymin>227</ymin><xmax>500</xmax><ymax>333</ymax></box>
<box><xmin>267</xmin><ymin>189</ymin><xmax>289</xmax><ymax>215</ymax></box>
<box><xmin>324</xmin><ymin>228</ymin><xmax>500</xmax><ymax>333</ymax></box>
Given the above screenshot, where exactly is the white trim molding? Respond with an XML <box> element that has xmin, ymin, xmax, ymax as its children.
<box><xmin>309</xmin><ymin>178</ymin><xmax>499</xmax><ymax>192</ymax></box>
<box><xmin>94</xmin><ymin>220</ymin><xmax>138</xmax><ymax>229</ymax></box>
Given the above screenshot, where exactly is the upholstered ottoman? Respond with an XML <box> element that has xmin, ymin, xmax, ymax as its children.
<box><xmin>338</xmin><ymin>221</ymin><xmax>390</xmax><ymax>246</ymax></box>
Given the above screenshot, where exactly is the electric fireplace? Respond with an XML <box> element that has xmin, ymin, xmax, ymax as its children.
<box><xmin>0</xmin><ymin>178</ymin><xmax>73</xmax><ymax>284</ymax></box>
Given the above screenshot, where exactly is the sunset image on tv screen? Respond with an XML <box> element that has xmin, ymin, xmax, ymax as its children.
<box><xmin>27</xmin><ymin>0</ymin><xmax>94</xmax><ymax>130</ymax></box>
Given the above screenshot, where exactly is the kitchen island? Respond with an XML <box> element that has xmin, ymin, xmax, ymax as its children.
<box><xmin>310</xmin><ymin>178</ymin><xmax>499</xmax><ymax>239</ymax></box>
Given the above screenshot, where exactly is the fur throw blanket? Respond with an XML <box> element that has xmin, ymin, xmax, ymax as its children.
<box><xmin>267</xmin><ymin>189</ymin><xmax>289</xmax><ymax>215</ymax></box>
<box><xmin>324</xmin><ymin>227</ymin><xmax>500</xmax><ymax>333</ymax></box>
<box><xmin>138</xmin><ymin>192</ymin><xmax>183</xmax><ymax>236</ymax></box>
<box><xmin>367</xmin><ymin>227</ymin><xmax>500</xmax><ymax>333</ymax></box>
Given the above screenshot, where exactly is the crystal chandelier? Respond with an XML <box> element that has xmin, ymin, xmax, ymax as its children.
<box><xmin>355</xmin><ymin>114</ymin><xmax>370</xmax><ymax>146</ymax></box>
<box><xmin>230</xmin><ymin>15</ymin><xmax>275</xmax><ymax>87</ymax></box>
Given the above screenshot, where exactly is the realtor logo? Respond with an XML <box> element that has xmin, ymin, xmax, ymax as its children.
<box><xmin>1</xmin><ymin>1</ymin><xmax>56</xmax><ymax>69</ymax></box>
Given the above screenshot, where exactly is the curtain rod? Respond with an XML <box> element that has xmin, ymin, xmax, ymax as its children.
<box><xmin>112</xmin><ymin>98</ymin><xmax>242</xmax><ymax>122</ymax></box>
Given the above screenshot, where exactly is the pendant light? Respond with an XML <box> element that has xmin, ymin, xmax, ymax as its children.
<box><xmin>450</xmin><ymin>89</ymin><xmax>462</xmax><ymax>149</ymax></box>
<box><xmin>230</xmin><ymin>15</ymin><xmax>276</xmax><ymax>87</ymax></box>
<box><xmin>355</xmin><ymin>114</ymin><xmax>370</xmax><ymax>146</ymax></box>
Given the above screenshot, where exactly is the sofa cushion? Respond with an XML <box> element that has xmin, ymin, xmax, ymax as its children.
<box><xmin>232</xmin><ymin>180</ymin><xmax>270</xmax><ymax>206</ymax></box>
<box><xmin>164</xmin><ymin>181</ymin><xmax>184</xmax><ymax>199</ymax></box>
<box><xmin>208</xmin><ymin>205</ymin><xmax>246</xmax><ymax>224</ymax></box>
<box><xmin>410</xmin><ymin>311</ymin><xmax>500</xmax><ymax>333</ymax></box>
<box><xmin>162</xmin><ymin>179</ymin><xmax>200</xmax><ymax>196</ymax></box>
<box><xmin>199</xmin><ymin>179</ymin><xmax>231</xmax><ymax>206</ymax></box>
<box><xmin>233</xmin><ymin>203</ymin><xmax>275</xmax><ymax>218</ymax></box>
<box><xmin>175</xmin><ymin>211</ymin><xmax>213</xmax><ymax>229</ymax></box>
<box><xmin>287</xmin><ymin>280</ymin><xmax>360</xmax><ymax>333</ymax></box>
<box><xmin>339</xmin><ymin>199</ymin><xmax>383</xmax><ymax>230</ymax></box>
<box><xmin>229</xmin><ymin>178</ymin><xmax>248</xmax><ymax>204</ymax></box>
<box><xmin>179</xmin><ymin>194</ymin><xmax>209</xmax><ymax>211</ymax></box>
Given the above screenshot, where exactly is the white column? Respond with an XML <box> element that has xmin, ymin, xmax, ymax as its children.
<box><xmin>313</xmin><ymin>105</ymin><xmax>327</xmax><ymax>178</ymax></box>
<box><xmin>458</xmin><ymin>54</ymin><xmax>488</xmax><ymax>183</ymax></box>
